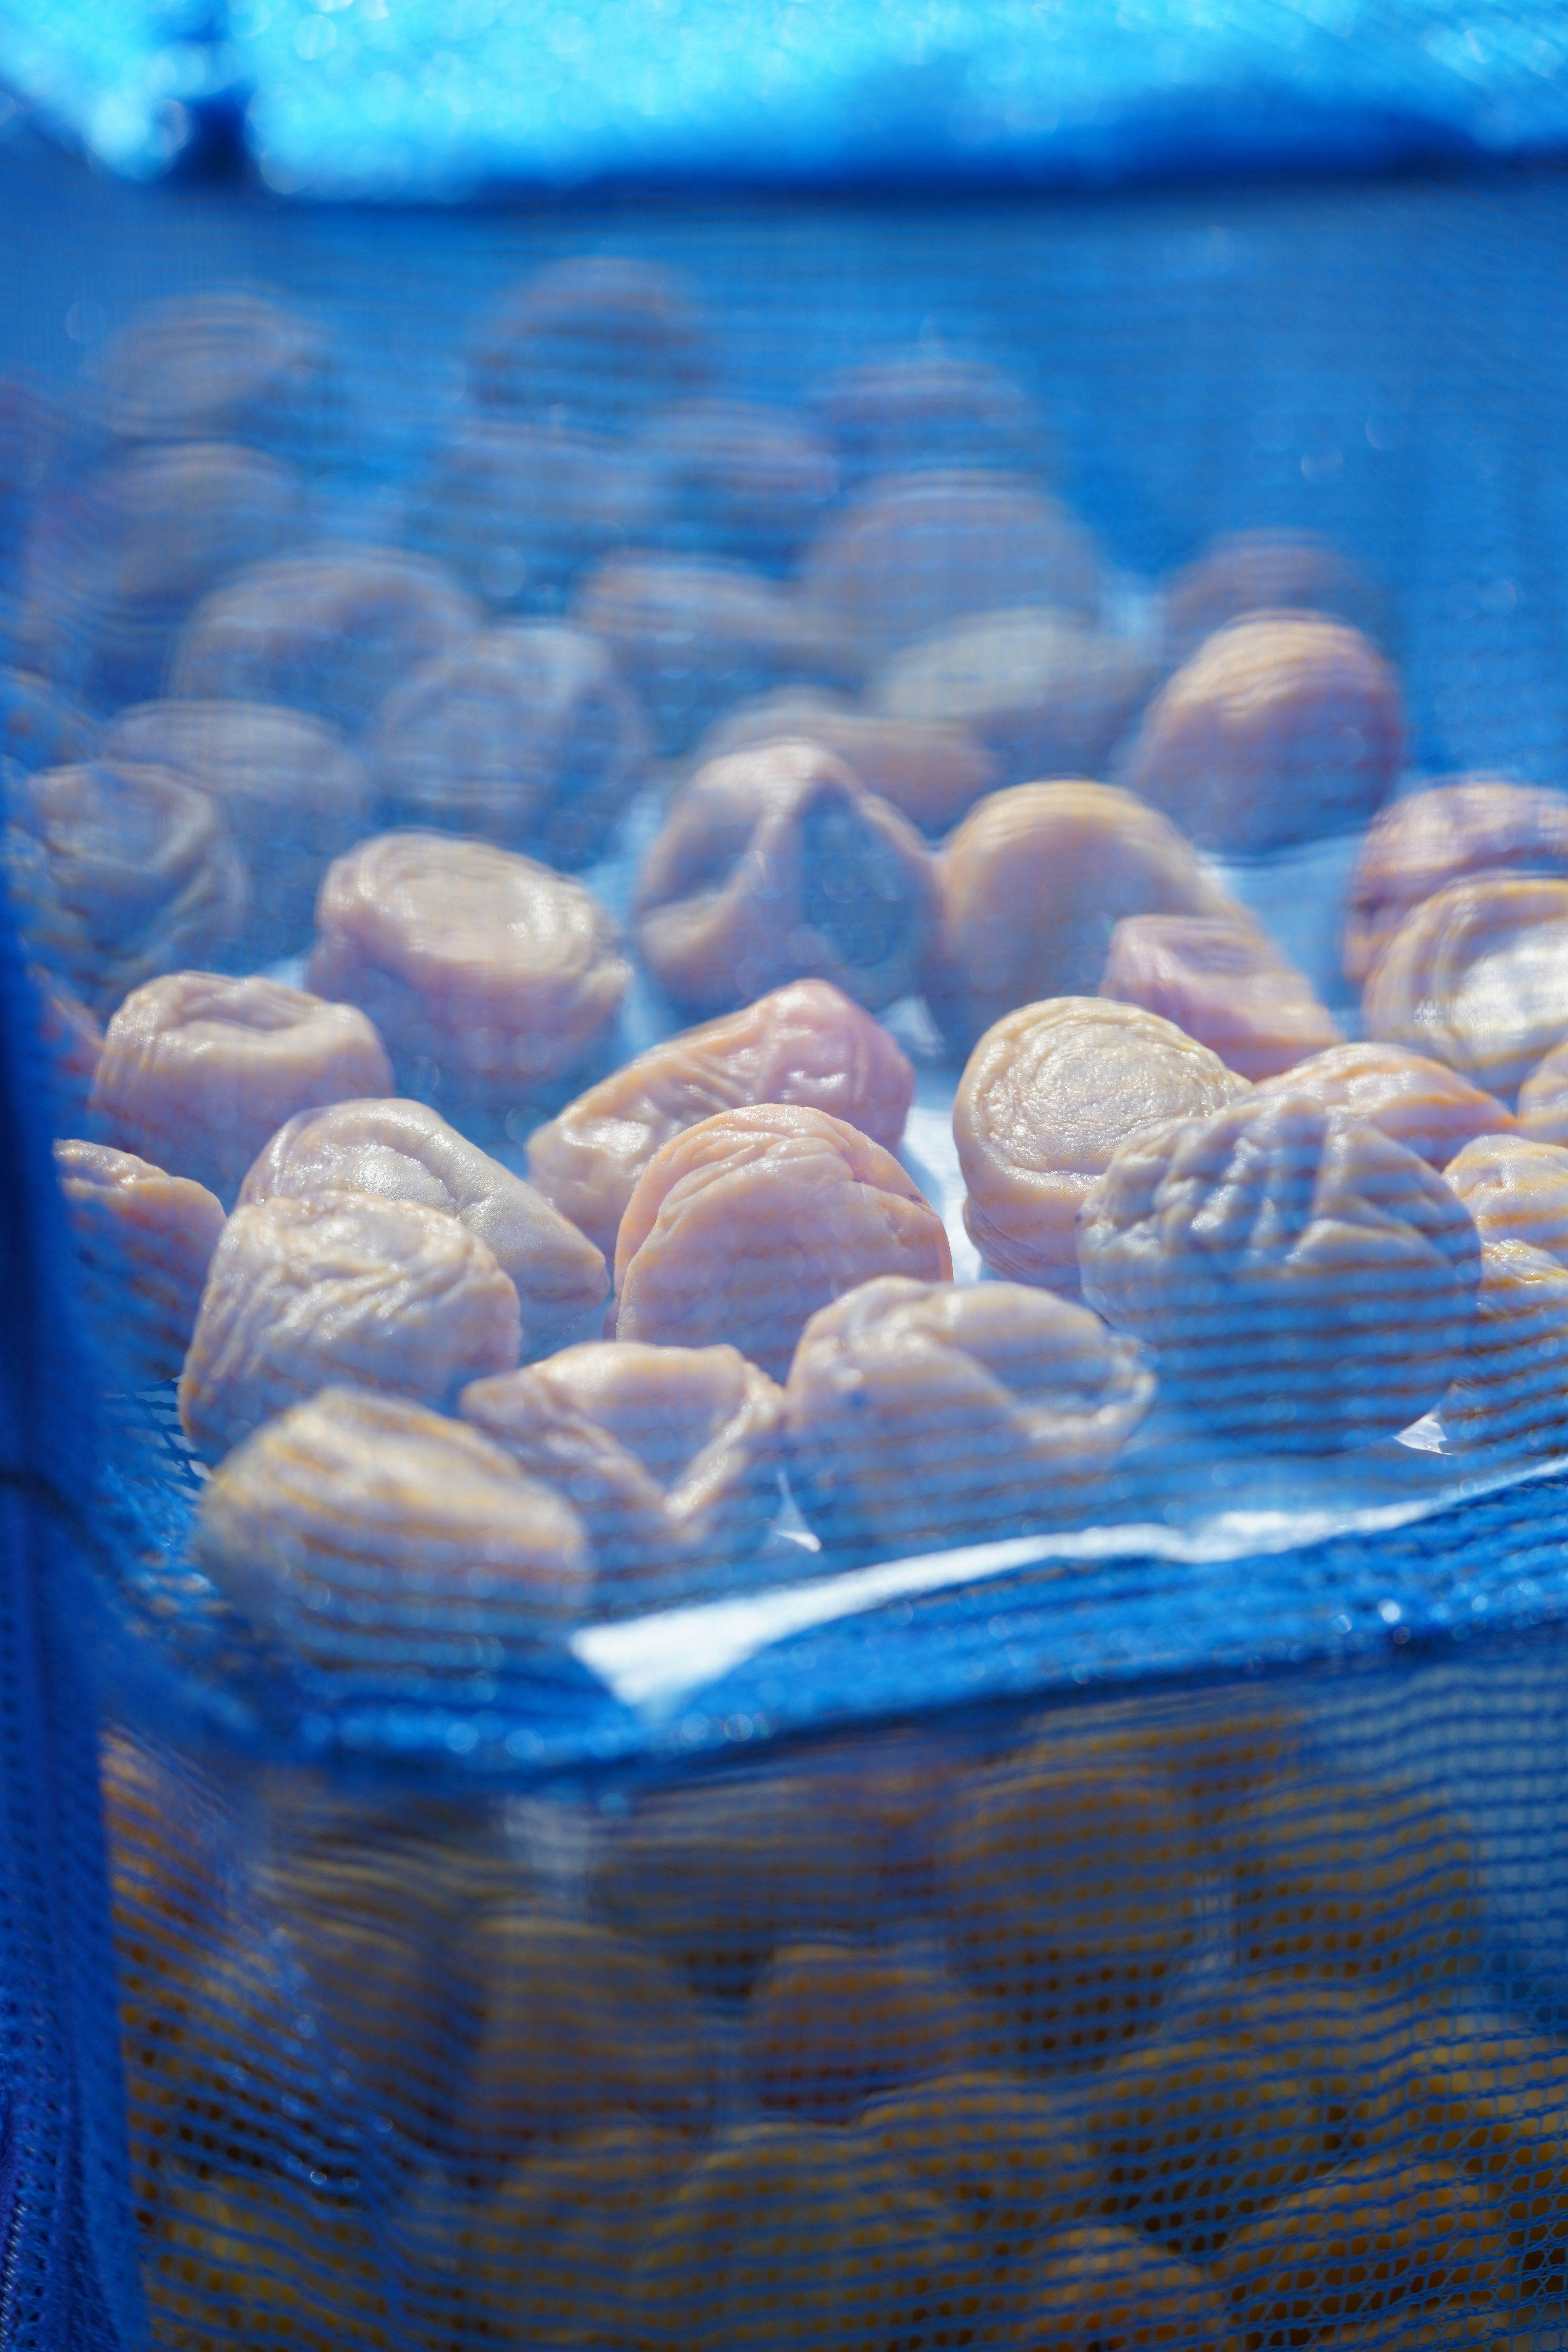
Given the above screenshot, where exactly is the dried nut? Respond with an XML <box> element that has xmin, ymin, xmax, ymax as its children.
<box><xmin>454</xmin><ymin>1910</ymin><xmax>714</xmax><ymax>2170</ymax></box>
<box><xmin>581</xmin><ymin>555</ymin><xmax>842</xmax><ymax>755</ymax></box>
<box><xmin>645</xmin><ymin>397</ymin><xmax>839</xmax><ymax>568</ymax></box>
<box><xmin>1085</xmin><ymin>2033</ymin><xmax>1329</xmax><ymax>2259</ymax></box>
<box><xmin>1100</xmin><ymin>910</ymin><xmax>1343</xmax><ymax>1081</ymax></box>
<box><xmin>1396</xmin><ymin>2015</ymin><xmax>1568</xmax><ymax>2252</ymax></box>
<box><xmin>410</xmin><ymin>419</ymin><xmax>665</xmax><ymax>608</ymax></box>
<box><xmin>1441</xmin><ymin>1237</ymin><xmax>1568</xmax><ymax>1454</ymax></box>
<box><xmin>466</xmin><ymin>255</ymin><xmax>710</xmax><ymax>426</ymax></box>
<box><xmin>6</xmin><ymin>759</ymin><xmax>247</xmax><ymax>1017</ymax></box>
<box><xmin>178</xmin><ymin>1192</ymin><xmax>521</xmax><ymax>1461</ymax></box>
<box><xmin>1444</xmin><ymin>1132</ymin><xmax>1568</xmax><ymax>1263</ymax></box>
<box><xmin>0</xmin><ymin>667</ymin><xmax>98</xmax><ymax>773</ymax></box>
<box><xmin>742</xmin><ymin>1942</ymin><xmax>976</xmax><ymax>2122</ymax></box>
<box><xmin>461</xmin><ymin>1339</ymin><xmax>784</xmax><ymax>1606</ymax></box>
<box><xmin>800</xmin><ymin>470</ymin><xmax>1100</xmax><ymax>673</ymax></box>
<box><xmin>88</xmin><ymin>291</ymin><xmax>342</xmax><ymax>461</ymax></box>
<box><xmin>1260</xmin><ymin>1040</ymin><xmax>1514</xmax><ymax>1168</ymax></box>
<box><xmin>1162</xmin><ymin>529</ymin><xmax>1389</xmax><ymax>672</ymax></box>
<box><xmin>171</xmin><ymin>548</ymin><xmax>481</xmax><ymax>735</ymax></box>
<box><xmin>191</xmin><ymin>1386</ymin><xmax>592</xmax><ymax>1670</ymax></box>
<box><xmin>1362</xmin><ymin>873</ymin><xmax>1568</xmax><ymax>1100</ymax></box>
<box><xmin>1012</xmin><ymin>2224</ymin><xmax>1234</xmax><ymax>2352</ymax></box>
<box><xmin>527</xmin><ymin>977</ymin><xmax>915</xmax><ymax>1259</ymax></box>
<box><xmin>22</xmin><ymin>441</ymin><xmax>310</xmax><ymax>708</ymax></box>
<box><xmin>32</xmin><ymin>965</ymin><xmax>102</xmax><ymax>1120</ymax></box>
<box><xmin>853</xmin><ymin>2069</ymin><xmax>1098</xmax><ymax>2265</ymax></box>
<box><xmin>925</xmin><ymin>781</ymin><xmax>1236</xmax><ymax>1054</ymax></box>
<box><xmin>368</xmin><ymin>623</ymin><xmax>648</xmax><ymax>868</ymax></box>
<box><xmin>935</xmin><ymin>1762</ymin><xmax>1200</xmax><ymax>2069</ymax></box>
<box><xmin>1518</xmin><ymin>1032</ymin><xmax>1568</xmax><ymax>1145</ymax></box>
<box><xmin>146</xmin><ymin>2170</ymin><xmax>388</xmax><ymax>2351</ymax></box>
<box><xmin>90</xmin><ymin>971</ymin><xmax>393</xmax><ymax>1205</ymax></box>
<box><xmin>241</xmin><ymin>1096</ymin><xmax>607</xmax><ymax>1354</ymax></box>
<box><xmin>1120</xmin><ymin>614</ymin><xmax>1403</xmax><ymax>855</ymax></box>
<box><xmin>1229</xmin><ymin>1776</ymin><xmax>1484</xmax><ymax>1993</ymax></box>
<box><xmin>784</xmin><ymin>1274</ymin><xmax>1154</xmax><ymax>1553</ymax></box>
<box><xmin>630</xmin><ymin>2120</ymin><xmax>957</xmax><ymax>2352</ymax></box>
<box><xmin>613</xmin><ymin>1102</ymin><xmax>951</xmax><ymax>1383</ymax></box>
<box><xmin>697</xmin><ymin>686</ymin><xmax>998</xmax><ymax>835</ymax></box>
<box><xmin>307</xmin><ymin>829</ymin><xmax>628</xmax><ymax>1120</ymax></box>
<box><xmin>103</xmin><ymin>699</ymin><xmax>373</xmax><ymax>960</ymax></box>
<box><xmin>954</xmin><ymin>996</ymin><xmax>1251</xmax><ymax>1294</ymax></box>
<box><xmin>815</xmin><ymin>354</ymin><xmax>1053</xmax><ymax>486</ymax></box>
<box><xmin>873</xmin><ymin>608</ymin><xmax>1156</xmax><ymax>792</ymax></box>
<box><xmin>1166</xmin><ymin>1972</ymin><xmax>1412</xmax><ymax>2158</ymax></box>
<box><xmin>1343</xmin><ymin>776</ymin><xmax>1568</xmax><ymax>988</ymax></box>
<box><xmin>1078</xmin><ymin>1094</ymin><xmax>1480</xmax><ymax>1452</ymax></box>
<box><xmin>634</xmin><ymin>741</ymin><xmax>933</xmax><ymax>1016</ymax></box>
<box><xmin>54</xmin><ymin>1139</ymin><xmax>224</xmax><ymax>1389</ymax></box>
<box><xmin>1218</xmin><ymin>2158</ymin><xmax>1504</xmax><ymax>2346</ymax></box>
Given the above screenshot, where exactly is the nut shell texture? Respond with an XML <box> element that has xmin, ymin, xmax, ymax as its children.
<box><xmin>239</xmin><ymin>1096</ymin><xmax>607</xmax><ymax>1353</ymax></box>
<box><xmin>615</xmin><ymin>1103</ymin><xmax>951</xmax><ymax>1383</ymax></box>
<box><xmin>1362</xmin><ymin>872</ymin><xmax>1568</xmax><ymax>1100</ymax></box>
<box><xmin>191</xmin><ymin>1387</ymin><xmax>592</xmax><ymax>1676</ymax></box>
<box><xmin>1442</xmin><ymin>1236</ymin><xmax>1568</xmax><ymax>1454</ymax></box>
<box><xmin>54</xmin><ymin>1138</ymin><xmax>224</xmax><ymax>1388</ymax></box>
<box><xmin>1261</xmin><ymin>1040</ymin><xmax>1513</xmax><ymax>1168</ymax></box>
<box><xmin>697</xmin><ymin>687</ymin><xmax>998</xmax><ymax>835</ymax></box>
<box><xmin>954</xmin><ymin>996</ymin><xmax>1251</xmax><ymax>1294</ymax></box>
<box><xmin>178</xmin><ymin>1189</ymin><xmax>521</xmax><ymax>1461</ymax></box>
<box><xmin>1100</xmin><ymin>911</ymin><xmax>1342</xmax><ymax>1082</ymax></box>
<box><xmin>1078</xmin><ymin>1093</ymin><xmax>1481</xmax><ymax>1452</ymax></box>
<box><xmin>308</xmin><ymin>829</ymin><xmax>628</xmax><ymax>1118</ymax></box>
<box><xmin>1443</xmin><ymin>1131</ymin><xmax>1568</xmax><ymax>1266</ymax></box>
<box><xmin>786</xmin><ymin>1275</ymin><xmax>1154</xmax><ymax>1553</ymax></box>
<box><xmin>90</xmin><ymin>972</ymin><xmax>393</xmax><ymax>1205</ymax></box>
<box><xmin>1122</xmin><ymin>615</ymin><xmax>1403</xmax><ymax>855</ymax></box>
<box><xmin>1344</xmin><ymin>777</ymin><xmax>1568</xmax><ymax>988</ymax></box>
<box><xmin>634</xmin><ymin>740</ymin><xmax>933</xmax><ymax>1016</ymax></box>
<box><xmin>527</xmin><ymin>977</ymin><xmax>914</xmax><ymax>1258</ymax></box>
<box><xmin>927</xmin><ymin>781</ymin><xmax>1235</xmax><ymax>1054</ymax></box>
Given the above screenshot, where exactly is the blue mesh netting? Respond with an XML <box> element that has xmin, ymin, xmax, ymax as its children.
<box><xmin>9</xmin><ymin>26</ymin><xmax>1568</xmax><ymax>2350</ymax></box>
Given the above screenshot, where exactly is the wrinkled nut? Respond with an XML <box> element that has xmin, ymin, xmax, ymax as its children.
<box><xmin>6</xmin><ymin>759</ymin><xmax>247</xmax><ymax>1017</ymax></box>
<box><xmin>1441</xmin><ymin>1237</ymin><xmax>1568</xmax><ymax>1454</ymax></box>
<box><xmin>1165</xmin><ymin>1973</ymin><xmax>1407</xmax><ymax>2159</ymax></box>
<box><xmin>90</xmin><ymin>972</ymin><xmax>393</xmax><ymax>1205</ymax></box>
<box><xmin>1079</xmin><ymin>1094</ymin><xmax>1481</xmax><ymax>1452</ymax></box>
<box><xmin>1396</xmin><ymin>2016</ymin><xmax>1568</xmax><ymax>2253</ymax></box>
<box><xmin>816</xmin><ymin>354</ymin><xmax>1053</xmax><ymax>487</ymax></box>
<box><xmin>1229</xmin><ymin>1776</ymin><xmax>1483</xmax><ymax>1993</ymax></box>
<box><xmin>368</xmin><ymin>623</ymin><xmax>649</xmax><ymax>868</ymax></box>
<box><xmin>630</xmin><ymin>2120</ymin><xmax>957</xmax><ymax>2352</ymax></box>
<box><xmin>453</xmin><ymin>1910</ymin><xmax>713</xmax><ymax>2171</ymax></box>
<box><xmin>614</xmin><ymin>1103</ymin><xmax>951</xmax><ymax>1384</ymax></box>
<box><xmin>1162</xmin><ymin>530</ymin><xmax>1390</xmax><ymax>673</ymax></box>
<box><xmin>22</xmin><ymin>441</ymin><xmax>310</xmax><ymax>709</ymax></box>
<box><xmin>1218</xmin><ymin>2158</ymin><xmax>1504</xmax><ymax>2346</ymax></box>
<box><xmin>103</xmin><ymin>699</ymin><xmax>373</xmax><ymax>960</ymax></box>
<box><xmin>785</xmin><ymin>1275</ymin><xmax>1155</xmax><ymax>1554</ymax></box>
<box><xmin>1363</xmin><ymin>873</ymin><xmax>1568</xmax><ymax>1102</ymax></box>
<box><xmin>634</xmin><ymin>742</ymin><xmax>934</xmax><ymax>1018</ymax></box>
<box><xmin>1261</xmin><ymin>1040</ymin><xmax>1513</xmax><ymax>1169</ymax></box>
<box><xmin>467</xmin><ymin>255</ymin><xmax>711</xmax><ymax>427</ymax></box>
<box><xmin>1120</xmin><ymin>615</ymin><xmax>1404</xmax><ymax>856</ymax></box>
<box><xmin>697</xmin><ymin>686</ymin><xmax>999</xmax><ymax>835</ymax></box>
<box><xmin>460</xmin><ymin>1340</ymin><xmax>784</xmax><ymax>1606</ymax></box>
<box><xmin>410</xmin><ymin>419</ymin><xmax>665</xmax><ymax>609</ymax></box>
<box><xmin>800</xmin><ymin>471</ymin><xmax>1100</xmax><ymax>673</ymax></box>
<box><xmin>742</xmin><ymin>1944</ymin><xmax>976</xmax><ymax>2124</ymax></box>
<box><xmin>1017</xmin><ymin>2225</ymin><xmax>1234</xmax><ymax>2352</ymax></box>
<box><xmin>1343</xmin><ymin>777</ymin><xmax>1568</xmax><ymax>989</ymax></box>
<box><xmin>1518</xmin><ymin>1032</ymin><xmax>1568</xmax><ymax>1145</ymax></box>
<box><xmin>88</xmin><ymin>292</ymin><xmax>342</xmax><ymax>461</ymax></box>
<box><xmin>592</xmin><ymin>1768</ymin><xmax>886</xmax><ymax>2000</ymax></box>
<box><xmin>645</xmin><ymin>397</ymin><xmax>839</xmax><ymax>568</ymax></box>
<box><xmin>241</xmin><ymin>1096</ymin><xmax>607</xmax><ymax>1353</ymax></box>
<box><xmin>528</xmin><ymin>977</ymin><xmax>915</xmax><ymax>1259</ymax></box>
<box><xmin>1100</xmin><ymin>910</ymin><xmax>1343</xmax><ymax>1082</ymax></box>
<box><xmin>926</xmin><ymin>782</ymin><xmax>1236</xmax><ymax>1054</ymax></box>
<box><xmin>935</xmin><ymin>1764</ymin><xmax>1200</xmax><ymax>2070</ymax></box>
<box><xmin>1086</xmin><ymin>2034</ymin><xmax>1328</xmax><ymax>2261</ymax></box>
<box><xmin>307</xmin><ymin>830</ymin><xmax>629</xmax><ymax>1119</ymax></box>
<box><xmin>1444</xmin><ymin>1132</ymin><xmax>1568</xmax><ymax>1264</ymax></box>
<box><xmin>32</xmin><ymin>965</ymin><xmax>102</xmax><ymax>1121</ymax></box>
<box><xmin>54</xmin><ymin>1139</ymin><xmax>224</xmax><ymax>1390</ymax></box>
<box><xmin>147</xmin><ymin>2172</ymin><xmax>388</xmax><ymax>2352</ymax></box>
<box><xmin>178</xmin><ymin>1191</ymin><xmax>521</xmax><ymax>1461</ymax></box>
<box><xmin>576</xmin><ymin>557</ymin><xmax>835</xmax><ymax>755</ymax></box>
<box><xmin>171</xmin><ymin>548</ymin><xmax>481</xmax><ymax>735</ymax></box>
<box><xmin>853</xmin><ymin>2070</ymin><xmax>1098</xmax><ymax>2265</ymax></box>
<box><xmin>955</xmin><ymin>997</ymin><xmax>1251</xmax><ymax>1294</ymax></box>
<box><xmin>873</xmin><ymin>608</ymin><xmax>1156</xmax><ymax>793</ymax></box>
<box><xmin>192</xmin><ymin>1387</ymin><xmax>592</xmax><ymax>1671</ymax></box>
